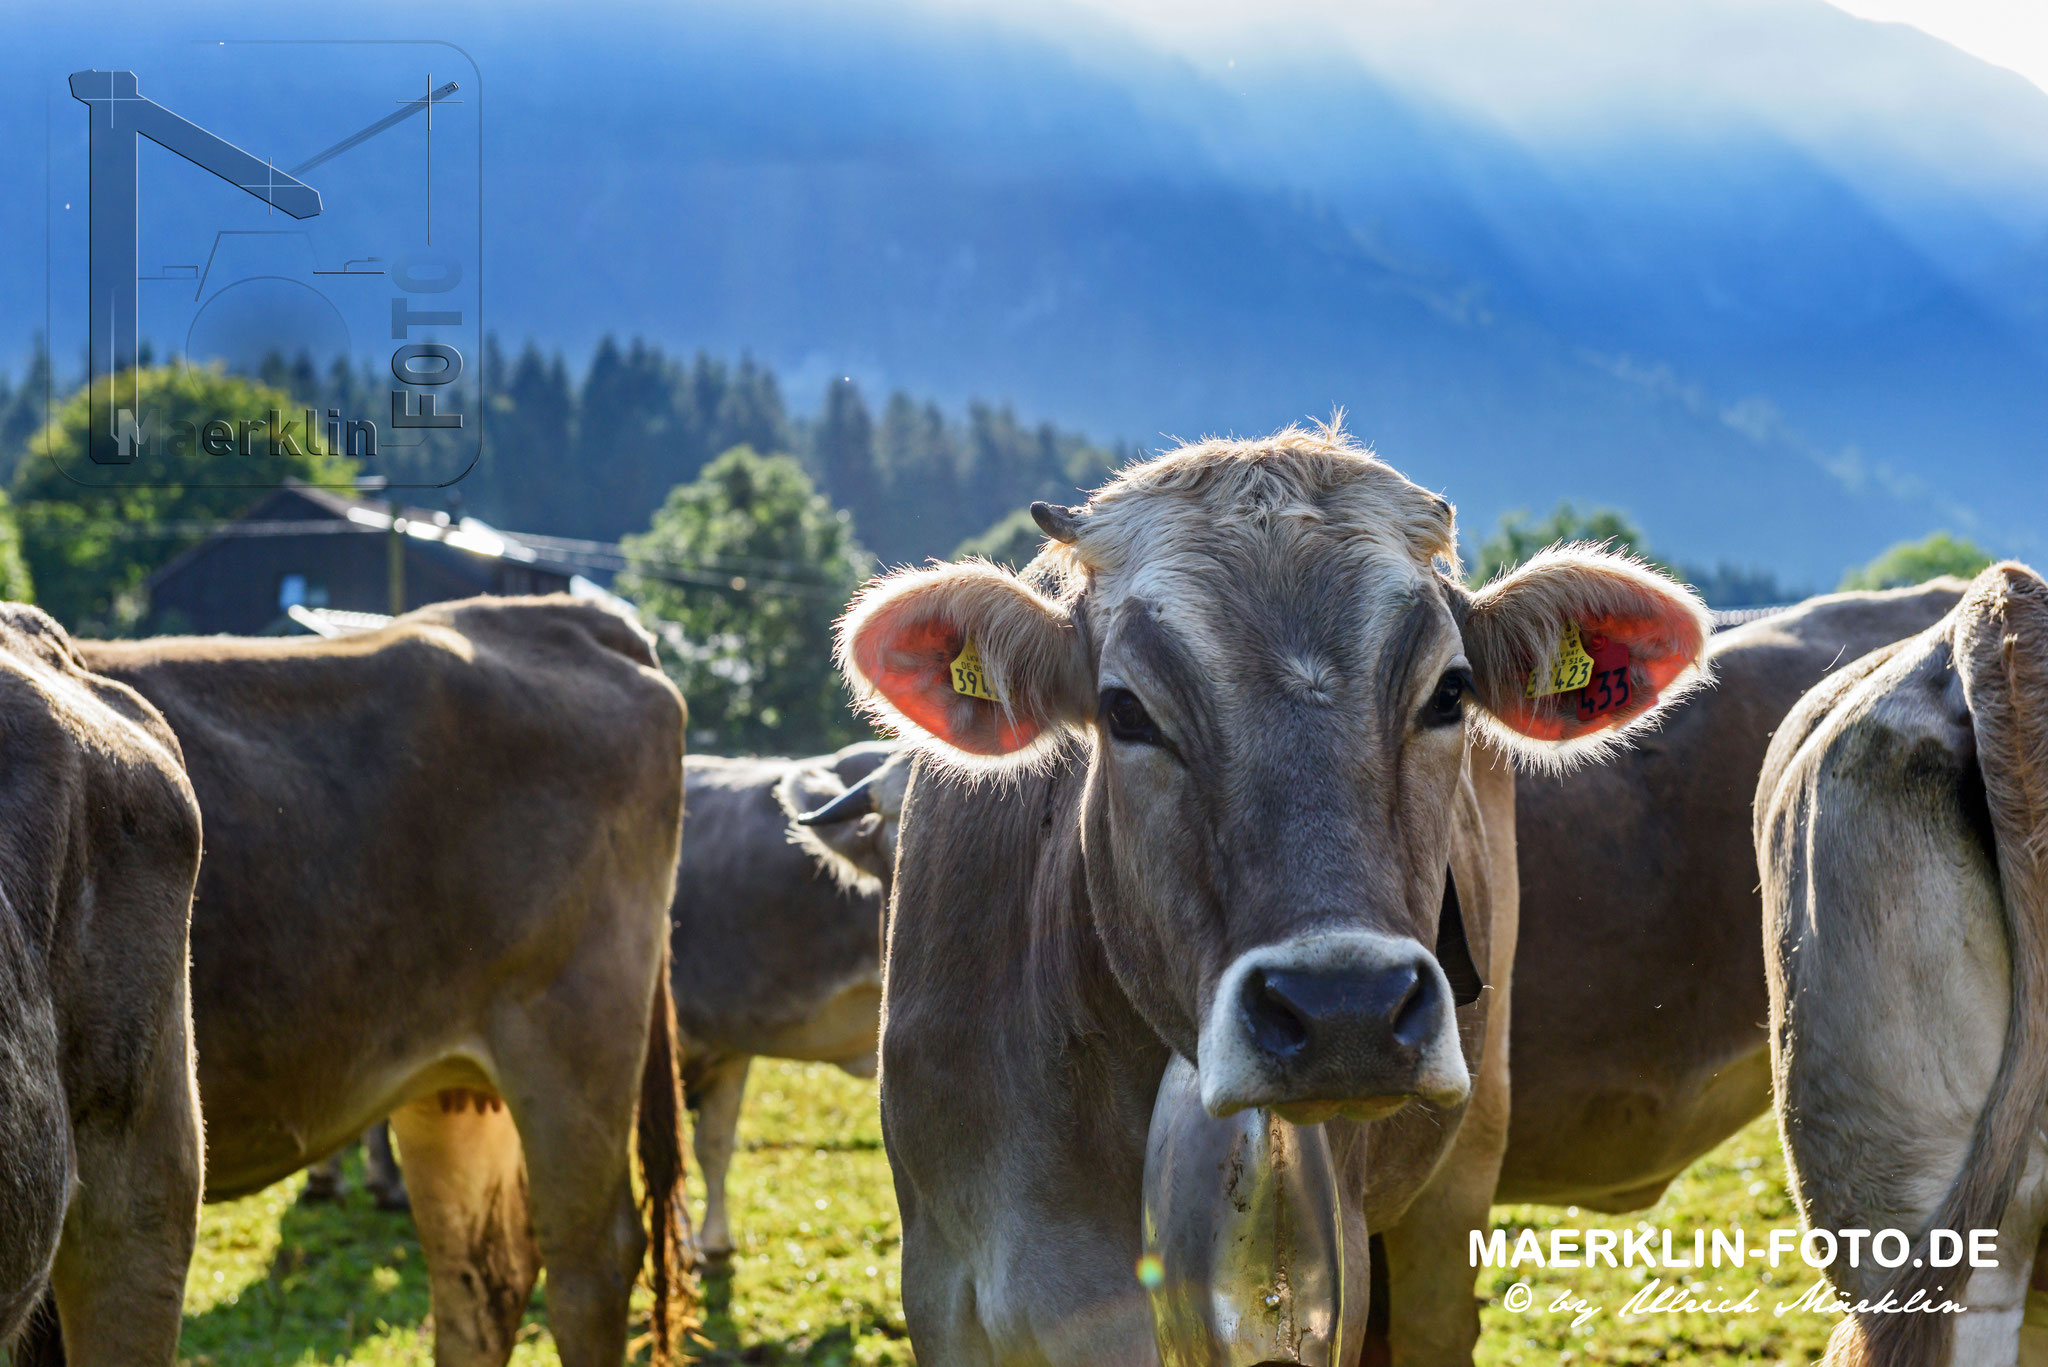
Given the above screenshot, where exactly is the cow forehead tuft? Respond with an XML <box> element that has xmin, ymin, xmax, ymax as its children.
<box><xmin>1071</xmin><ymin>425</ymin><xmax>1456</xmax><ymax>580</ymax></box>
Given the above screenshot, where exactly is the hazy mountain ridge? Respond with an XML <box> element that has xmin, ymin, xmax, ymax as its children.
<box><xmin>5</xmin><ymin>0</ymin><xmax>2043</xmax><ymax>581</ymax></box>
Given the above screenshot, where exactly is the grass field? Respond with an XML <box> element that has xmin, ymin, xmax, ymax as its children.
<box><xmin>154</xmin><ymin>1060</ymin><xmax>1836</xmax><ymax>1366</ymax></box>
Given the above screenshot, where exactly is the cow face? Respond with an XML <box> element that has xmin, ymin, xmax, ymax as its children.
<box><xmin>840</xmin><ymin>426</ymin><xmax>1708</xmax><ymax>1121</ymax></box>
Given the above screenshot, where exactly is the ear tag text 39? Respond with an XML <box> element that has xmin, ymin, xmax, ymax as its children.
<box><xmin>950</xmin><ymin>637</ymin><xmax>999</xmax><ymax>702</ymax></box>
<box><xmin>1526</xmin><ymin>621</ymin><xmax>1596</xmax><ymax>699</ymax></box>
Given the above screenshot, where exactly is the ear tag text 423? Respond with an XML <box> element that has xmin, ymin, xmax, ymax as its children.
<box><xmin>1525</xmin><ymin>621</ymin><xmax>1596</xmax><ymax>699</ymax></box>
<box><xmin>950</xmin><ymin>638</ymin><xmax>999</xmax><ymax>702</ymax></box>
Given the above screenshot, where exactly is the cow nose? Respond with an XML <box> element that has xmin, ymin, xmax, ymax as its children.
<box><xmin>1200</xmin><ymin>932</ymin><xmax>1470</xmax><ymax>1117</ymax></box>
<box><xmin>1242</xmin><ymin>962</ymin><xmax>1435</xmax><ymax>1072</ymax></box>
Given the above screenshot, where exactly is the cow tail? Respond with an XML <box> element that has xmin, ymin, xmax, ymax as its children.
<box><xmin>10</xmin><ymin>1290</ymin><xmax>63</xmax><ymax>1366</ymax></box>
<box><xmin>1845</xmin><ymin>564</ymin><xmax>2048</xmax><ymax>1367</ymax></box>
<box><xmin>638</xmin><ymin>938</ymin><xmax>697</xmax><ymax>1366</ymax></box>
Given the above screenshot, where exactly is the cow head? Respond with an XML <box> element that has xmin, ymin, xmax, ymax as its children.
<box><xmin>840</xmin><ymin>426</ymin><xmax>1708</xmax><ymax>1121</ymax></box>
<box><xmin>787</xmin><ymin>744</ymin><xmax>913</xmax><ymax>891</ymax></box>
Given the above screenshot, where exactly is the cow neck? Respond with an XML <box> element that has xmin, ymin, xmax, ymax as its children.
<box><xmin>988</xmin><ymin>754</ymin><xmax>1145</xmax><ymax>1052</ymax></box>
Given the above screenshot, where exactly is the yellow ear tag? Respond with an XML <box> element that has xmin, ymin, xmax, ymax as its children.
<box><xmin>1526</xmin><ymin>621</ymin><xmax>1596</xmax><ymax>699</ymax></box>
<box><xmin>950</xmin><ymin>637</ymin><xmax>1000</xmax><ymax>702</ymax></box>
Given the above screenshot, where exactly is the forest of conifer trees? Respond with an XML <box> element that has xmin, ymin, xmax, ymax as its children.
<box><xmin>0</xmin><ymin>335</ymin><xmax>1131</xmax><ymax>568</ymax></box>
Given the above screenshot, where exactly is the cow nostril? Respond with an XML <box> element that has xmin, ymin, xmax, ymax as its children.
<box><xmin>1243</xmin><ymin>969</ymin><xmax>1310</xmax><ymax>1060</ymax></box>
<box><xmin>1388</xmin><ymin>965</ymin><xmax>1435</xmax><ymax>1051</ymax></box>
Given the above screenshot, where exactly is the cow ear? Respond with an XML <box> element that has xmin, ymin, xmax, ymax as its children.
<box><xmin>1460</xmin><ymin>544</ymin><xmax>1711</xmax><ymax>765</ymax></box>
<box><xmin>838</xmin><ymin>560</ymin><xmax>1091</xmax><ymax>764</ymax></box>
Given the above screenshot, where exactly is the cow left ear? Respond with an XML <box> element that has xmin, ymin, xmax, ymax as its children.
<box><xmin>1459</xmin><ymin>544</ymin><xmax>1711</xmax><ymax>764</ymax></box>
<box><xmin>837</xmin><ymin>559</ymin><xmax>1092</xmax><ymax>767</ymax></box>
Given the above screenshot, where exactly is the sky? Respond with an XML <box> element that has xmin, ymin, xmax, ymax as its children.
<box><xmin>1011</xmin><ymin>0</ymin><xmax>2048</xmax><ymax>102</ymax></box>
<box><xmin>1826</xmin><ymin>0</ymin><xmax>2048</xmax><ymax>94</ymax></box>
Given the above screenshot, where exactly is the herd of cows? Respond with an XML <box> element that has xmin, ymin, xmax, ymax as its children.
<box><xmin>0</xmin><ymin>424</ymin><xmax>2041</xmax><ymax>1367</ymax></box>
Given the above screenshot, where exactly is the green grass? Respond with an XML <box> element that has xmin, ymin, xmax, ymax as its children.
<box><xmin>158</xmin><ymin>1060</ymin><xmax>1833</xmax><ymax>1365</ymax></box>
<box><xmin>173</xmin><ymin>1061</ymin><xmax>906</xmax><ymax>1367</ymax></box>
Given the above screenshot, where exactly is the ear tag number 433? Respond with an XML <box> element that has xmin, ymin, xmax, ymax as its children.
<box><xmin>1525</xmin><ymin>622</ymin><xmax>1631</xmax><ymax>721</ymax></box>
<box><xmin>1575</xmin><ymin>633</ymin><xmax>1631</xmax><ymax>722</ymax></box>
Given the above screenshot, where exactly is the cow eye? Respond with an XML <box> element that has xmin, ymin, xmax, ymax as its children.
<box><xmin>1424</xmin><ymin>669</ymin><xmax>1471</xmax><ymax>727</ymax></box>
<box><xmin>1102</xmin><ymin>688</ymin><xmax>1159</xmax><ymax>744</ymax></box>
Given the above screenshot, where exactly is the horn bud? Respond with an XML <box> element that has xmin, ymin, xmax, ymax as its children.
<box><xmin>1030</xmin><ymin>502</ymin><xmax>1082</xmax><ymax>545</ymax></box>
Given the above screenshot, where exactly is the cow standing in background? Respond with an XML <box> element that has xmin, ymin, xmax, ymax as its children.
<box><xmin>839</xmin><ymin>427</ymin><xmax>1711</xmax><ymax>1365</ymax></box>
<box><xmin>0</xmin><ymin>606</ymin><xmax>203</xmax><ymax>1367</ymax></box>
<box><xmin>675</xmin><ymin>742</ymin><xmax>909</xmax><ymax>1261</ymax></box>
<box><xmin>1759</xmin><ymin>563</ymin><xmax>2048</xmax><ymax>1367</ymax></box>
<box><xmin>78</xmin><ymin>596</ymin><xmax>694</xmax><ymax>1367</ymax></box>
<box><xmin>1498</xmin><ymin>579</ymin><xmax>1967</xmax><ymax>1212</ymax></box>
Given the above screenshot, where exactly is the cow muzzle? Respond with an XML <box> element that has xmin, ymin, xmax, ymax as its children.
<box><xmin>1197</xmin><ymin>930</ymin><xmax>1470</xmax><ymax>1122</ymax></box>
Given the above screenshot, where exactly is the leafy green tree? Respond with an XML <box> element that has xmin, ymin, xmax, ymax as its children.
<box><xmin>954</xmin><ymin>508</ymin><xmax>1049</xmax><ymax>570</ymax></box>
<box><xmin>1472</xmin><ymin>501</ymin><xmax>1799</xmax><ymax>607</ymax></box>
<box><xmin>1471</xmin><ymin>502</ymin><xmax>1656</xmax><ymax>585</ymax></box>
<box><xmin>15</xmin><ymin>365</ymin><xmax>355</xmax><ymax>633</ymax></box>
<box><xmin>620</xmin><ymin>446</ymin><xmax>872</xmax><ymax>753</ymax></box>
<box><xmin>1839</xmin><ymin>532</ymin><xmax>1993</xmax><ymax>591</ymax></box>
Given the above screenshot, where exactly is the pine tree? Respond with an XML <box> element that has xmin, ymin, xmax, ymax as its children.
<box><xmin>0</xmin><ymin>339</ymin><xmax>51</xmax><ymax>485</ymax></box>
<box><xmin>813</xmin><ymin>378</ymin><xmax>883</xmax><ymax>547</ymax></box>
<box><xmin>493</xmin><ymin>343</ymin><xmax>577</xmax><ymax>533</ymax></box>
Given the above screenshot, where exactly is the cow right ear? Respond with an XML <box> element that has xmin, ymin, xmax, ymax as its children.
<box><xmin>837</xmin><ymin>561</ymin><xmax>1092</xmax><ymax>763</ymax></box>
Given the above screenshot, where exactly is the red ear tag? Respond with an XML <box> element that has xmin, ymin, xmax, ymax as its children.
<box><xmin>1574</xmin><ymin>633</ymin><xmax>1633</xmax><ymax>722</ymax></box>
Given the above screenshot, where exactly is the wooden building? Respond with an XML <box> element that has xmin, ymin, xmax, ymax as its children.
<box><xmin>143</xmin><ymin>486</ymin><xmax>592</xmax><ymax>636</ymax></box>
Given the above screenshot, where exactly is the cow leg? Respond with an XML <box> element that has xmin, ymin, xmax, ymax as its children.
<box><xmin>366</xmin><ymin>1119</ymin><xmax>411</xmax><ymax>1212</ymax></box>
<box><xmin>301</xmin><ymin>1148</ymin><xmax>349</xmax><ymax>1202</ymax></box>
<box><xmin>492</xmin><ymin>1006</ymin><xmax>650</xmax><ymax>1367</ymax></box>
<box><xmin>45</xmin><ymin>1014</ymin><xmax>201</xmax><ymax>1366</ymax></box>
<box><xmin>692</xmin><ymin>1054</ymin><xmax>751</xmax><ymax>1261</ymax></box>
<box><xmin>389</xmin><ymin>1090</ymin><xmax>541</xmax><ymax>1367</ymax></box>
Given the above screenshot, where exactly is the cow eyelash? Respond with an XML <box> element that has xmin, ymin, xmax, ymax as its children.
<box><xmin>1423</xmin><ymin>668</ymin><xmax>1473</xmax><ymax>728</ymax></box>
<box><xmin>1101</xmin><ymin>688</ymin><xmax>1161</xmax><ymax>745</ymax></box>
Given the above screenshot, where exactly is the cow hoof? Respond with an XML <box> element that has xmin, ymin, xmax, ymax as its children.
<box><xmin>701</xmin><ymin>1243</ymin><xmax>735</xmax><ymax>1272</ymax></box>
<box><xmin>372</xmin><ymin>1187</ymin><xmax>412</xmax><ymax>1214</ymax></box>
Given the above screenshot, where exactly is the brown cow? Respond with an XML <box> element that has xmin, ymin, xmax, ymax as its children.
<box><xmin>1759</xmin><ymin>563</ymin><xmax>2048</xmax><ymax>1367</ymax></box>
<box><xmin>837</xmin><ymin>426</ymin><xmax>1710</xmax><ymax>1364</ymax></box>
<box><xmin>0</xmin><ymin>606</ymin><xmax>202</xmax><ymax>1366</ymax></box>
<box><xmin>77</xmin><ymin>596</ymin><xmax>693</xmax><ymax>1367</ymax></box>
<box><xmin>303</xmin><ymin>744</ymin><xmax>913</xmax><ymax>1252</ymax></box>
<box><xmin>1498</xmin><ymin>579</ymin><xmax>1967</xmax><ymax>1211</ymax></box>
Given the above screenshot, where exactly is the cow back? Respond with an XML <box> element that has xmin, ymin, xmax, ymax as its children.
<box><xmin>78</xmin><ymin>594</ymin><xmax>685</xmax><ymax>1197</ymax></box>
